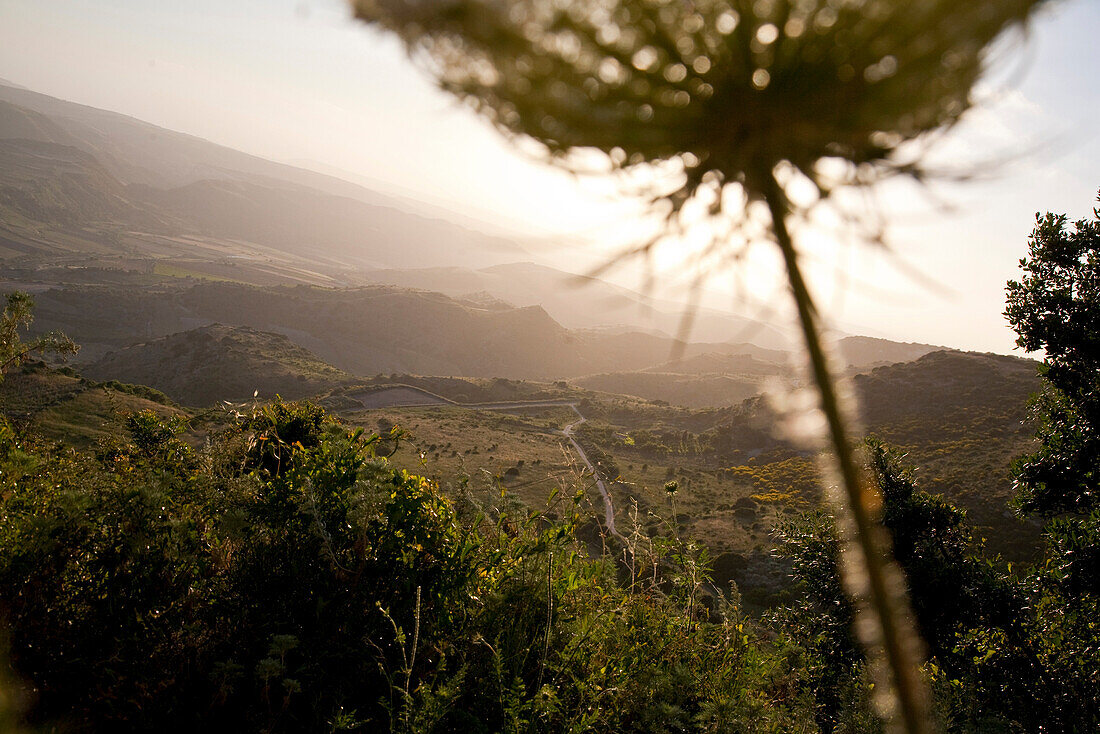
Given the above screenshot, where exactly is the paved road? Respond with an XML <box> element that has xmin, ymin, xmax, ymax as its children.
<box><xmin>560</xmin><ymin>405</ymin><xmax>621</xmax><ymax>539</ymax></box>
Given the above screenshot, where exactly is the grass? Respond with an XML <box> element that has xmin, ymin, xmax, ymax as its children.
<box><xmin>341</xmin><ymin>404</ymin><xmax>593</xmax><ymax>512</ymax></box>
<box><xmin>0</xmin><ymin>365</ymin><xmax>189</xmax><ymax>448</ymax></box>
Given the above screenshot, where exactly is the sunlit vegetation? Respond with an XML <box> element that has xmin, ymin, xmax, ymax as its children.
<box><xmin>0</xmin><ymin>400</ymin><xmax>824</xmax><ymax>731</ymax></box>
<box><xmin>0</xmin><ymin>195</ymin><xmax>1097</xmax><ymax>730</ymax></box>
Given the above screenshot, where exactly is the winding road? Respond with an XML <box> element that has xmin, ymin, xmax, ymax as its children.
<box><xmin>560</xmin><ymin>405</ymin><xmax>621</xmax><ymax>539</ymax></box>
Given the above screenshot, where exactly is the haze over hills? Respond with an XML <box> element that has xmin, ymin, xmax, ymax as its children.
<box><xmin>569</xmin><ymin>337</ymin><xmax>944</xmax><ymax>409</ymax></box>
<box><xmin>0</xmin><ymin>83</ymin><xmax>527</xmax><ymax>270</ymax></box>
<box><xmin>356</xmin><ymin>261</ymin><xmax>792</xmax><ymax>348</ymax></box>
<box><xmin>0</xmin><ymin>80</ymin><xmax>795</xmax><ymax>344</ymax></box>
<box><xmin>29</xmin><ymin>280</ymin><xmax>798</xmax><ymax>382</ymax></box>
<box><xmin>0</xmin><ymin>79</ymin><xmax>1004</xmax><ymax>417</ymax></box>
<box><xmin>0</xmin><ymin>82</ymin><xmax>466</xmax><ymax>206</ymax></box>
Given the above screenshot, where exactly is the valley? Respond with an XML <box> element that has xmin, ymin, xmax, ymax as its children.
<box><xmin>5</xmin><ymin>1</ymin><xmax>1096</xmax><ymax>723</ymax></box>
<box><xmin>0</xmin><ymin>79</ymin><xmax>1045</xmax><ymax>610</ymax></box>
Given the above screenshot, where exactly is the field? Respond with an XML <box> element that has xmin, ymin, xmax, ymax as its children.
<box><xmin>326</xmin><ymin>352</ymin><xmax>1043</xmax><ymax>608</ymax></box>
<box><xmin>339</xmin><ymin>404</ymin><xmax>596</xmax><ymax>515</ymax></box>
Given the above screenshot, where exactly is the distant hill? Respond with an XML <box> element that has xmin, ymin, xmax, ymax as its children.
<box><xmin>643</xmin><ymin>350</ymin><xmax>791</xmax><ymax>374</ymax></box>
<box><xmin>83</xmin><ymin>324</ymin><xmax>357</xmax><ymax>406</ymax></box>
<box><xmin>358</xmin><ymin>262</ymin><xmax>792</xmax><ymax>349</ymax></box>
<box><xmin>14</xmin><ymin>275</ymin><xmax>973</xmax><ymax>405</ymax></box>
<box><xmin>0</xmin><ymin>138</ymin><xmax>168</xmax><ymax>246</ymax></box>
<box><xmin>838</xmin><ymin>335</ymin><xmax>944</xmax><ymax>370</ymax></box>
<box><xmin>28</xmin><ymin>281</ymin><xmax>787</xmax><ymax>380</ymax></box>
<box><xmin>0</xmin><ymin>84</ymin><xmax>478</xmax><ymax>208</ymax></box>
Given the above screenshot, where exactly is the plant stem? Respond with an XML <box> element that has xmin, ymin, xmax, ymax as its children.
<box><xmin>536</xmin><ymin>551</ymin><xmax>553</xmax><ymax>692</ymax></box>
<box><xmin>761</xmin><ymin>177</ymin><xmax>933</xmax><ymax>734</ymax></box>
<box><xmin>404</xmin><ymin>585</ymin><xmax>421</xmax><ymax>729</ymax></box>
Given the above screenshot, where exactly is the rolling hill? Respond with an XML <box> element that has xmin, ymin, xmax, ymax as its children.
<box><xmin>83</xmin><ymin>324</ymin><xmax>358</xmax><ymax>406</ymax></box>
<box><xmin>0</xmin><ymin>363</ymin><xmax>186</xmax><ymax>448</ymax></box>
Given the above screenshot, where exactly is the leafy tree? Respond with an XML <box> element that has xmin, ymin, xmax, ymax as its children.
<box><xmin>0</xmin><ymin>291</ymin><xmax>78</xmax><ymax>379</ymax></box>
<box><xmin>988</xmin><ymin>191</ymin><xmax>1100</xmax><ymax>730</ymax></box>
<box><xmin>1005</xmin><ymin>196</ymin><xmax>1100</xmax><ymax>517</ymax></box>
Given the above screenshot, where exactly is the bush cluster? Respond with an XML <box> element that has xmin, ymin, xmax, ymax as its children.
<box><xmin>0</xmin><ymin>401</ymin><xmax>814</xmax><ymax>732</ymax></box>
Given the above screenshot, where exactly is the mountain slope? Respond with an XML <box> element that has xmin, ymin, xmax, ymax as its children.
<box><xmin>0</xmin><ymin>86</ymin><xmax>527</xmax><ymax>270</ymax></box>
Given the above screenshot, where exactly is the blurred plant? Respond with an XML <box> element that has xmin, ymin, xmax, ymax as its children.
<box><xmin>352</xmin><ymin>1</ymin><xmax>1049</xmax><ymax>729</ymax></box>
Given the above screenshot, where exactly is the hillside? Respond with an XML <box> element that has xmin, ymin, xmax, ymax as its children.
<box><xmin>849</xmin><ymin>350</ymin><xmax>1040</xmax><ymax>535</ymax></box>
<box><xmin>0</xmin><ymin>363</ymin><xmax>186</xmax><ymax>447</ymax></box>
<box><xmin>83</xmin><ymin>324</ymin><xmax>357</xmax><ymax>406</ymax></box>
<box><xmin>0</xmin><ymin>88</ymin><xmax>527</xmax><ymax>271</ymax></box>
<box><xmin>25</xmin><ymin>280</ymin><xmax>796</xmax><ymax>380</ymax></box>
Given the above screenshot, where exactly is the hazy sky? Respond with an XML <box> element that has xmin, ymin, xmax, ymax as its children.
<box><xmin>1</xmin><ymin>0</ymin><xmax>1098</xmax><ymax>353</ymax></box>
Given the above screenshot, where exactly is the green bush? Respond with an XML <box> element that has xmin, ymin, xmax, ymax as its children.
<box><xmin>0</xmin><ymin>402</ymin><xmax>814</xmax><ymax>732</ymax></box>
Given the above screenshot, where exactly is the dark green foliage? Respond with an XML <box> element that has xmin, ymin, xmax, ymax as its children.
<box><xmin>1043</xmin><ymin>510</ymin><xmax>1100</xmax><ymax>598</ymax></box>
<box><xmin>1005</xmin><ymin>199</ymin><xmax>1100</xmax><ymax>517</ymax></box>
<box><xmin>972</xmin><ymin>193</ymin><xmax>1100</xmax><ymax>731</ymax></box>
<box><xmin>772</xmin><ymin>440</ymin><xmax>1022</xmax><ymax>731</ymax></box>
<box><xmin>0</xmin><ymin>401</ymin><xmax>814</xmax><ymax>732</ymax></box>
<box><xmin>770</xmin><ymin>509</ymin><xmax>862</xmax><ymax>731</ymax></box>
